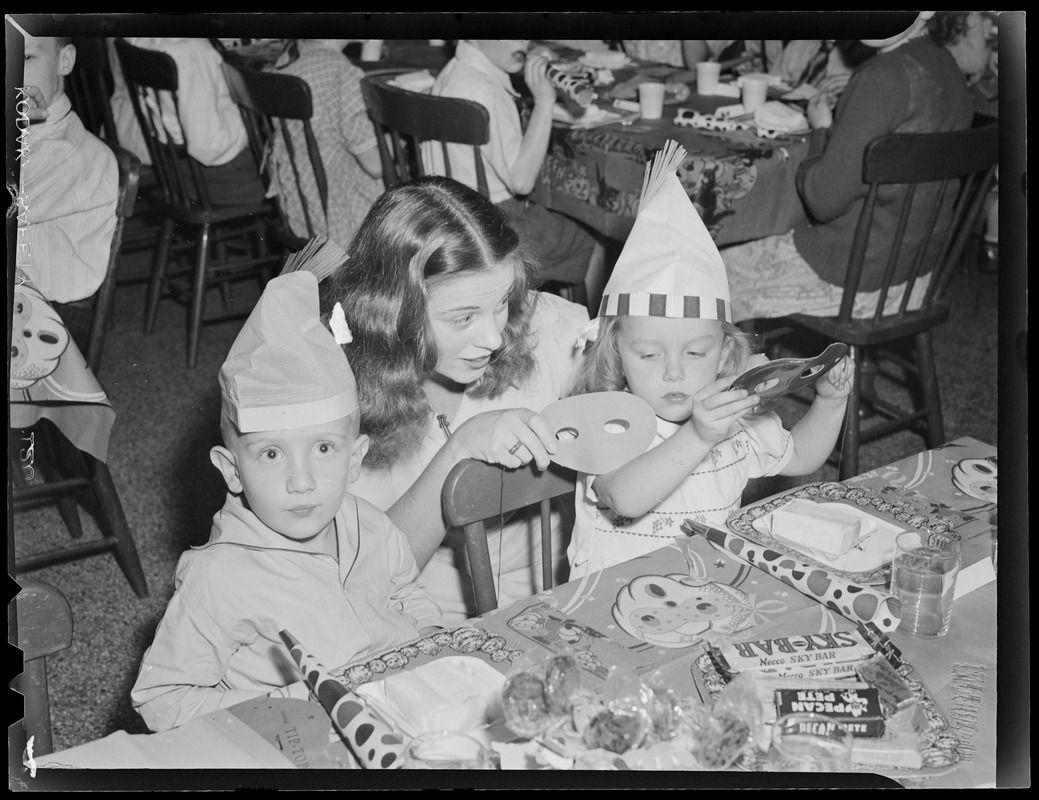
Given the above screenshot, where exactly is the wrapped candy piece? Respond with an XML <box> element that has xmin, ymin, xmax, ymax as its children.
<box><xmin>683</xmin><ymin>520</ymin><xmax>902</xmax><ymax>632</ymax></box>
<box><xmin>280</xmin><ymin>629</ymin><xmax>405</xmax><ymax>769</ymax></box>
<box><xmin>547</xmin><ymin>64</ymin><xmax>597</xmax><ymax>107</ymax></box>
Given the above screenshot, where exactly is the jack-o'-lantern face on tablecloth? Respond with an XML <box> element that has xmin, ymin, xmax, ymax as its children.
<box><xmin>11</xmin><ymin>281</ymin><xmax>70</xmax><ymax>389</ymax></box>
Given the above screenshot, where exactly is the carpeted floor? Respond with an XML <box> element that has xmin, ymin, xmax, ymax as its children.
<box><xmin>11</xmin><ymin>227</ymin><xmax>999</xmax><ymax>755</ymax></box>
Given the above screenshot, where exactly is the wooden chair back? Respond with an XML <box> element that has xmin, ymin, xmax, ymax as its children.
<box><xmin>13</xmin><ymin>580</ymin><xmax>74</xmax><ymax>757</ymax></box>
<box><xmin>777</xmin><ymin>117</ymin><xmax>998</xmax><ymax>478</ymax></box>
<box><xmin>112</xmin><ymin>38</ymin><xmax>216</xmax><ymax>213</ymax></box>
<box><xmin>360</xmin><ymin>76</ymin><xmax>491</xmax><ymax>196</ymax></box>
<box><xmin>825</xmin><ymin>118</ymin><xmax>999</xmax><ymax>332</ymax></box>
<box><xmin>221</xmin><ymin>60</ymin><xmax>328</xmax><ymax>244</ymax></box>
<box><xmin>86</xmin><ymin>144</ymin><xmax>140</xmax><ymax>376</ymax></box>
<box><xmin>441</xmin><ymin>459</ymin><xmax>576</xmax><ymax>615</ymax></box>
<box><xmin>66</xmin><ymin>37</ymin><xmax>118</xmax><ymax>144</ymax></box>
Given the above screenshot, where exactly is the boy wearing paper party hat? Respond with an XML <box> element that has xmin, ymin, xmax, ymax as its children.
<box><xmin>566</xmin><ymin>140</ymin><xmax>852</xmax><ymax>579</ymax></box>
<box><xmin>132</xmin><ymin>270</ymin><xmax>444</xmax><ymax>733</ymax></box>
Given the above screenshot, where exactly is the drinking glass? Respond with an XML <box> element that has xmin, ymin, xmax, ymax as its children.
<box><xmin>891</xmin><ymin>530</ymin><xmax>961</xmax><ymax>637</ymax></box>
<box><xmin>403</xmin><ymin>730</ymin><xmax>492</xmax><ymax>770</ymax></box>
<box><xmin>769</xmin><ymin>713</ymin><xmax>853</xmax><ymax>772</ymax></box>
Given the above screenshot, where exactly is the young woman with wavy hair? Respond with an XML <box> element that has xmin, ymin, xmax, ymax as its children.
<box><xmin>324</xmin><ymin>176</ymin><xmax>590</xmax><ymax>622</ymax></box>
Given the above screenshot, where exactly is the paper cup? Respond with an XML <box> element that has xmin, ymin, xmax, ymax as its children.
<box><xmin>360</xmin><ymin>40</ymin><xmax>384</xmax><ymax>62</ymax></box>
<box><xmin>891</xmin><ymin>530</ymin><xmax>961</xmax><ymax>637</ymax></box>
<box><xmin>637</xmin><ymin>82</ymin><xmax>666</xmax><ymax>120</ymax></box>
<box><xmin>741</xmin><ymin>74</ymin><xmax>770</xmax><ymax>112</ymax></box>
<box><xmin>695</xmin><ymin>61</ymin><xmax>721</xmax><ymax>95</ymax></box>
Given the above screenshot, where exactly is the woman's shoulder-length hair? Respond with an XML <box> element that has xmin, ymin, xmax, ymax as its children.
<box><xmin>323</xmin><ymin>176</ymin><xmax>542</xmax><ymax>468</ymax></box>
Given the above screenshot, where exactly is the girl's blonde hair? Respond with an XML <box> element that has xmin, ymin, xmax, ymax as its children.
<box><xmin>568</xmin><ymin>316</ymin><xmax>758</xmax><ymax>397</ymax></box>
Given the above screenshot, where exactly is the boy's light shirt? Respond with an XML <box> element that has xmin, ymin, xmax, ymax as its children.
<box><xmin>422</xmin><ymin>40</ymin><xmax>524</xmax><ymax>205</ymax></box>
<box><xmin>131</xmin><ymin>491</ymin><xmax>443</xmax><ymax>732</ymax></box>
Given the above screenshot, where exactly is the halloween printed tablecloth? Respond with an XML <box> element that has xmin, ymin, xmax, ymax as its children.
<box><xmin>10</xmin><ymin>269</ymin><xmax>114</xmax><ymax>463</ymax></box>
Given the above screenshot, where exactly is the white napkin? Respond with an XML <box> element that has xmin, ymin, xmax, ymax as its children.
<box><xmin>388</xmin><ymin>70</ymin><xmax>436</xmax><ymax>93</ymax></box>
<box><xmin>710</xmin><ymin>82</ymin><xmax>742</xmax><ymax>98</ymax></box>
<box><xmin>354</xmin><ymin>656</ymin><xmax>505</xmax><ymax>738</ymax></box>
<box><xmin>579</xmin><ymin>51</ymin><xmax>630</xmax><ymax>69</ymax></box>
<box><xmin>753</xmin><ymin>100</ymin><xmax>809</xmax><ymax>133</ymax></box>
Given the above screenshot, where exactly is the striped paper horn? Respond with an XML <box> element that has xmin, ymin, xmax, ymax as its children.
<box><xmin>682</xmin><ymin>521</ymin><xmax>902</xmax><ymax>632</ymax></box>
<box><xmin>279</xmin><ymin>629</ymin><xmax>405</xmax><ymax>769</ymax></box>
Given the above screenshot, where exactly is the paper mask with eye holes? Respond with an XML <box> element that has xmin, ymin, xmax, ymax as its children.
<box><xmin>539</xmin><ymin>391</ymin><xmax>658</xmax><ymax>475</ymax></box>
<box><xmin>10</xmin><ymin>280</ymin><xmax>71</xmax><ymax>390</ymax></box>
<box><xmin>728</xmin><ymin>342</ymin><xmax>849</xmax><ymax>400</ymax></box>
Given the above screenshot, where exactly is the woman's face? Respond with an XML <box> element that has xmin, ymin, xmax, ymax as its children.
<box><xmin>426</xmin><ymin>261</ymin><xmax>516</xmax><ymax>385</ymax></box>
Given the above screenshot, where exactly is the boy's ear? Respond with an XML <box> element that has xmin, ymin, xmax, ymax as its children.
<box><xmin>58</xmin><ymin>43</ymin><xmax>76</xmax><ymax>77</ymax></box>
<box><xmin>210</xmin><ymin>445</ymin><xmax>243</xmax><ymax>494</ymax></box>
<box><xmin>347</xmin><ymin>434</ymin><xmax>370</xmax><ymax>485</ymax></box>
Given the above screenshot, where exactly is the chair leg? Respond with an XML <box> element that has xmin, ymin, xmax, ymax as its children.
<box><xmin>15</xmin><ymin>659</ymin><xmax>54</xmax><ymax>757</ymax></box>
<box><xmin>89</xmin><ymin>457</ymin><xmax>149</xmax><ymax>599</ymax></box>
<box><xmin>839</xmin><ymin>345</ymin><xmax>864</xmax><ymax>481</ymax></box>
<box><xmin>914</xmin><ymin>331</ymin><xmax>945</xmax><ymax>448</ymax></box>
<box><xmin>39</xmin><ymin>425</ymin><xmax>85</xmax><ymax>539</ymax></box>
<box><xmin>187</xmin><ymin>224</ymin><xmax>212</xmax><ymax>369</ymax></box>
<box><xmin>145</xmin><ymin>217</ymin><xmax>175</xmax><ymax>335</ymax></box>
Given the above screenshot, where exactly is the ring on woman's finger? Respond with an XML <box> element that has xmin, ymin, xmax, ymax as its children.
<box><xmin>508</xmin><ymin>442</ymin><xmax>523</xmax><ymax>456</ymax></box>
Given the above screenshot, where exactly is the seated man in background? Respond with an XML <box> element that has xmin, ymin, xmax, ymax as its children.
<box><xmin>107</xmin><ymin>37</ymin><xmax>265</xmax><ymax>207</ymax></box>
<box><xmin>18</xmin><ymin>34</ymin><xmax>118</xmax><ymax>354</ymax></box>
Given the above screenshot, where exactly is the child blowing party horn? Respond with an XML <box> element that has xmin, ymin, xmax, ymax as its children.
<box><xmin>546</xmin><ymin>64</ymin><xmax>596</xmax><ymax>107</ymax></box>
<box><xmin>682</xmin><ymin>520</ymin><xmax>903</xmax><ymax>632</ymax></box>
<box><xmin>280</xmin><ymin>629</ymin><xmax>406</xmax><ymax>769</ymax></box>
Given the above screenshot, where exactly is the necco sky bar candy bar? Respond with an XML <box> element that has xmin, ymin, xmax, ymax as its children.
<box><xmin>684</xmin><ymin>520</ymin><xmax>902</xmax><ymax>632</ymax></box>
<box><xmin>717</xmin><ymin>629</ymin><xmax>875</xmax><ymax>676</ymax></box>
<box><xmin>774</xmin><ymin>686</ymin><xmax>885</xmax><ymax>737</ymax></box>
<box><xmin>280</xmin><ymin>629</ymin><xmax>405</xmax><ymax>769</ymax></box>
<box><xmin>546</xmin><ymin>64</ymin><xmax>596</xmax><ymax>107</ymax></box>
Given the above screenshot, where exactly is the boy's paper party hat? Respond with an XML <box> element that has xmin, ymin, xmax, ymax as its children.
<box><xmin>220</xmin><ymin>271</ymin><xmax>357</xmax><ymax>433</ymax></box>
<box><xmin>597</xmin><ymin>139</ymin><xmax>732</xmax><ymax>324</ymax></box>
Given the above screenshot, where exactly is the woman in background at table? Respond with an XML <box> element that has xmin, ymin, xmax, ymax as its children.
<box><xmin>423</xmin><ymin>40</ymin><xmax>604</xmax><ymax>312</ymax></box>
<box><xmin>324</xmin><ymin>176</ymin><xmax>590</xmax><ymax>623</ymax></box>
<box><xmin>718</xmin><ymin>11</ymin><xmax>993</xmax><ymax>324</ymax></box>
<box><xmin>267</xmin><ymin>39</ymin><xmax>384</xmax><ymax>250</ymax></box>
<box><xmin>566</xmin><ymin>142</ymin><xmax>851</xmax><ymax>579</ymax></box>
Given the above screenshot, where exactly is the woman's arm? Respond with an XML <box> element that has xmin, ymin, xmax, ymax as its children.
<box><xmin>386</xmin><ymin>408</ymin><xmax>559</xmax><ymax>569</ymax></box>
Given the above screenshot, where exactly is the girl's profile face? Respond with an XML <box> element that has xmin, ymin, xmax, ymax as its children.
<box><xmin>425</xmin><ymin>260</ymin><xmax>516</xmax><ymax>386</ymax></box>
<box><xmin>473</xmin><ymin>40</ymin><xmax>531</xmax><ymax>74</ymax></box>
<box><xmin>616</xmin><ymin>316</ymin><xmax>725</xmax><ymax>424</ymax></box>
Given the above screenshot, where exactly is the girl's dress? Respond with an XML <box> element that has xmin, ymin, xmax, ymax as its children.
<box><xmin>568</xmin><ymin>411</ymin><xmax>793</xmax><ymax>579</ymax></box>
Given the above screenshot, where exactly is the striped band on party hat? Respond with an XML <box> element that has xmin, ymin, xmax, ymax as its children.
<box><xmin>595</xmin><ymin>138</ymin><xmax>732</xmax><ymax>326</ymax></box>
<box><xmin>219</xmin><ymin>270</ymin><xmax>358</xmax><ymax>433</ymax></box>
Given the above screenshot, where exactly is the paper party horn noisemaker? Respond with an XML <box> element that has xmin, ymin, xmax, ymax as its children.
<box><xmin>546</xmin><ymin>64</ymin><xmax>596</xmax><ymax>107</ymax></box>
<box><xmin>681</xmin><ymin>520</ymin><xmax>902</xmax><ymax>632</ymax></box>
<box><xmin>280</xmin><ymin>628</ymin><xmax>405</xmax><ymax>769</ymax></box>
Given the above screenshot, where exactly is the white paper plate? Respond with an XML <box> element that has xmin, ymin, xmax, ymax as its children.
<box><xmin>751</xmin><ymin>502</ymin><xmax>904</xmax><ymax>574</ymax></box>
<box><xmin>355</xmin><ymin>656</ymin><xmax>512</xmax><ymax>745</ymax></box>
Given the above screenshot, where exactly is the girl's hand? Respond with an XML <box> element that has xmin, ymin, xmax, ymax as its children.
<box><xmin>816</xmin><ymin>355</ymin><xmax>853</xmax><ymax>401</ymax></box>
<box><xmin>453</xmin><ymin>408</ymin><xmax>558</xmax><ymax>471</ymax></box>
<box><xmin>688</xmin><ymin>377</ymin><xmax>761</xmax><ymax>444</ymax></box>
<box><xmin>814</xmin><ymin>72</ymin><xmax>849</xmax><ymax>108</ymax></box>
<box><xmin>524</xmin><ymin>53</ymin><xmax>557</xmax><ymax>106</ymax></box>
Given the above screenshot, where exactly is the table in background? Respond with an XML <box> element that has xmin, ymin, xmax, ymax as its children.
<box><xmin>528</xmin><ymin>49</ymin><xmax>811</xmax><ymax>245</ymax></box>
<box><xmin>29</xmin><ymin>439</ymin><xmax>996</xmax><ymax>786</ymax></box>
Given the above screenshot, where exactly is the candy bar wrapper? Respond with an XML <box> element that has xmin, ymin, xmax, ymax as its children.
<box><xmin>547</xmin><ymin>64</ymin><xmax>597</xmax><ymax>107</ymax></box>
<box><xmin>280</xmin><ymin>629</ymin><xmax>405</xmax><ymax>769</ymax></box>
<box><xmin>684</xmin><ymin>520</ymin><xmax>902</xmax><ymax>631</ymax></box>
<box><xmin>856</xmin><ymin>653</ymin><xmax>914</xmax><ymax>715</ymax></box>
<box><xmin>714</xmin><ymin>629</ymin><xmax>875</xmax><ymax>676</ymax></box>
<box><xmin>774</xmin><ymin>687</ymin><xmax>886</xmax><ymax>737</ymax></box>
